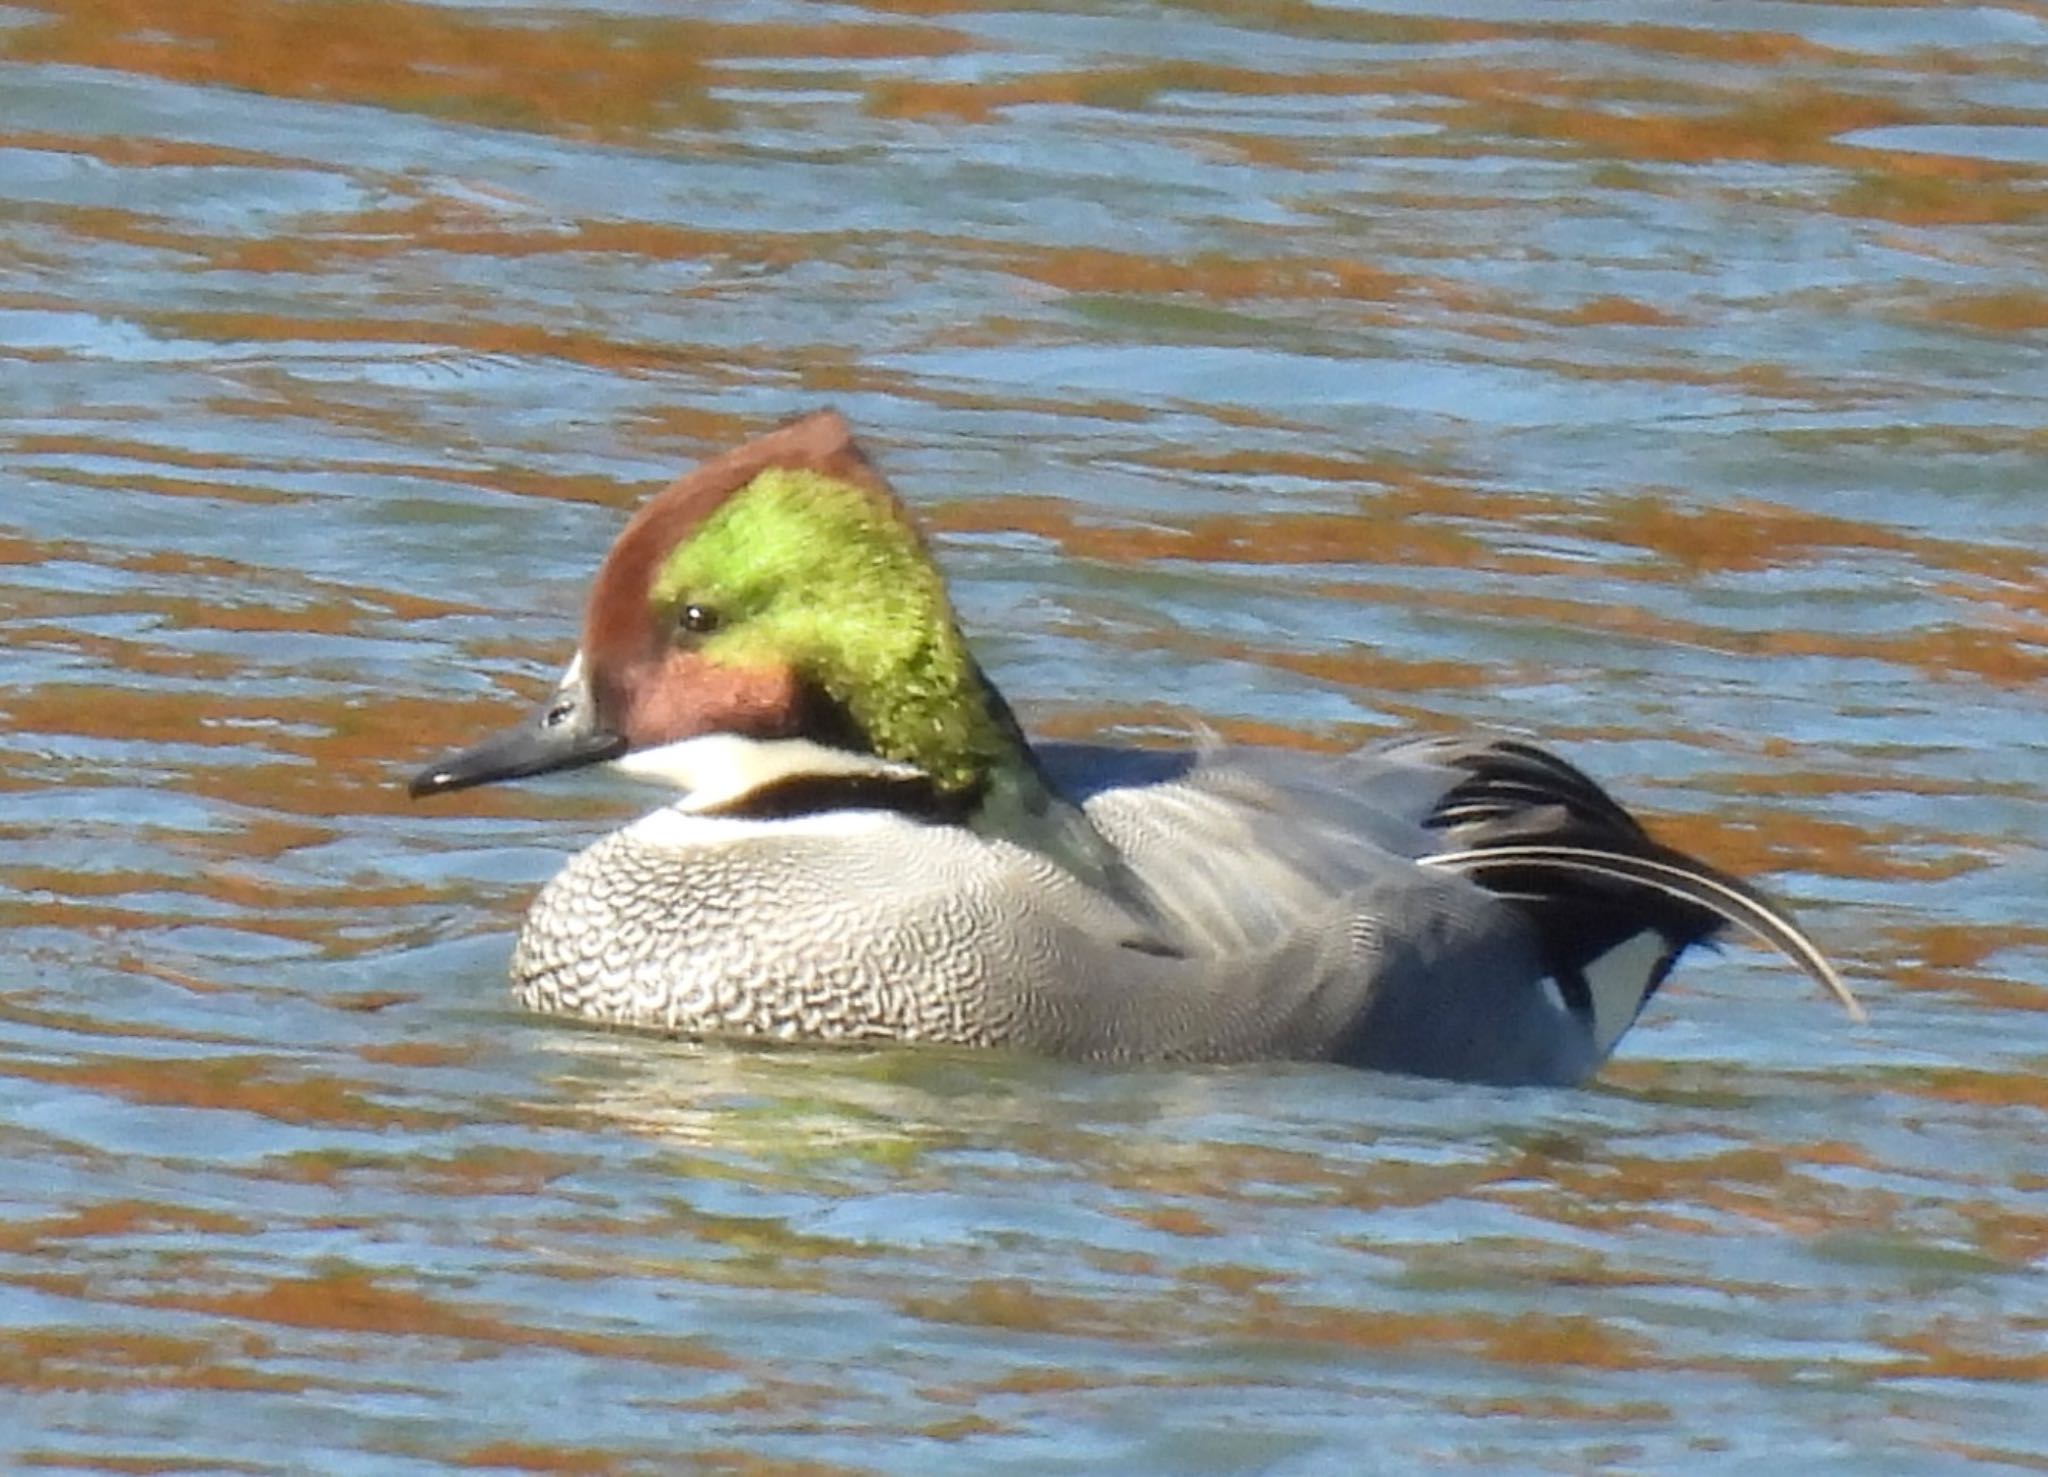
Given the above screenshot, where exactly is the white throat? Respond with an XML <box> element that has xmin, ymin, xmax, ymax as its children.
<box><xmin>611</xmin><ymin>733</ymin><xmax>931</xmax><ymax>814</ymax></box>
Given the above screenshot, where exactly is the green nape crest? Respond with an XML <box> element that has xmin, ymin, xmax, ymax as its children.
<box><xmin>649</xmin><ymin>466</ymin><xmax>1017</xmax><ymax>794</ymax></box>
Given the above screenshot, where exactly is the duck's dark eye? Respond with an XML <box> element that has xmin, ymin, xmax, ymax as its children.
<box><xmin>677</xmin><ymin>603</ymin><xmax>719</xmax><ymax>636</ymax></box>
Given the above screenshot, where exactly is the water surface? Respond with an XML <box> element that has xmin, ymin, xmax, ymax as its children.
<box><xmin>1</xmin><ymin>0</ymin><xmax>2044</xmax><ymax>1471</ymax></box>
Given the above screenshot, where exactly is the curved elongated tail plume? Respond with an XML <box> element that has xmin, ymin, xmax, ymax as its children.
<box><xmin>1390</xmin><ymin>735</ymin><xmax>1862</xmax><ymax>1055</ymax></box>
<box><xmin>1426</xmin><ymin>841</ymin><xmax>1863</xmax><ymax>1019</ymax></box>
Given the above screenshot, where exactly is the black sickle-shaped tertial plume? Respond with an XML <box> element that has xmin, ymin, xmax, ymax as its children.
<box><xmin>1391</xmin><ymin>736</ymin><xmax>1863</xmax><ymax>1021</ymax></box>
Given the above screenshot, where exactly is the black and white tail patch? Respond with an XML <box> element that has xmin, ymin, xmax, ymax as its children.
<box><xmin>1391</xmin><ymin>736</ymin><xmax>1863</xmax><ymax>1045</ymax></box>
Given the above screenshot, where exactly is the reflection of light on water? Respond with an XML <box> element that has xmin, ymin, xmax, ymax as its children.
<box><xmin>2</xmin><ymin>0</ymin><xmax>2045</xmax><ymax>1463</ymax></box>
<box><xmin>1840</xmin><ymin>125</ymin><xmax>2048</xmax><ymax>167</ymax></box>
<box><xmin>526</xmin><ymin>1029</ymin><xmax>1074</xmax><ymax>1164</ymax></box>
<box><xmin>526</xmin><ymin>1028</ymin><xmax>1402</xmax><ymax>1177</ymax></box>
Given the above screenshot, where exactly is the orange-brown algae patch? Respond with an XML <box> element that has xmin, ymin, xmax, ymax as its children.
<box><xmin>404</xmin><ymin>1148</ymin><xmax>584</xmax><ymax>1198</ymax></box>
<box><xmin>1125</xmin><ymin>445</ymin><xmax>1446</xmax><ymax>490</ymax></box>
<box><xmin>1118</xmin><ymin>1204</ymin><xmax>1222</xmax><ymax>1238</ymax></box>
<box><xmin>1473</xmin><ymin>1145</ymin><xmax>1857</xmax><ymax>1241</ymax></box>
<box><xmin>143</xmin><ymin>307</ymin><xmax>706</xmax><ymax>378</ymax></box>
<box><xmin>1201</xmin><ymin>129</ymin><xmax>1325</xmax><ymax>173</ymax></box>
<box><xmin>1401</xmin><ymin>1247</ymin><xmax>1720</xmax><ymax>1299</ymax></box>
<box><xmin>677</xmin><ymin>1449</ymin><xmax>873</xmax><ymax>1477</ymax></box>
<box><xmin>6</xmin><ymin>1054</ymin><xmax>461</xmax><ymax>1131</ymax></box>
<box><xmin>1429</xmin><ymin>85</ymin><xmax>1908</xmax><ymax>170</ymax></box>
<box><xmin>5</xmin><ymin>688</ymin><xmax>381</xmax><ymax>777</ymax></box>
<box><xmin>874</xmin><ymin>51</ymin><xmax>1667</xmax><ymax>128</ymax></box>
<box><xmin>650</xmin><ymin>1206</ymin><xmax>857</xmax><ymax>1265</ymax></box>
<box><xmin>18</xmin><ymin>466</ymin><xmax>302</xmax><ymax>510</ymax></box>
<box><xmin>1587</xmin><ymin>494</ymin><xmax>1911</xmax><ymax>577</ymax></box>
<box><xmin>899</xmin><ymin>1278</ymin><xmax>1160</xmax><ymax>1341</ymax></box>
<box><xmin>1834</xmin><ymin>160</ymin><xmax>2048</xmax><ymax>227</ymax></box>
<box><xmin>1090</xmin><ymin>1138</ymin><xmax>1336</xmax><ymax>1202</ymax></box>
<box><xmin>222</xmin><ymin>816</ymin><xmax>344</xmax><ymax>865</ymax></box>
<box><xmin>1697</xmin><ymin>768</ymin><xmax>2026</xmax><ymax>806</ymax></box>
<box><xmin>254</xmin><ymin>1150</ymin><xmax>375</xmax><ymax>1188</ymax></box>
<box><xmin>1</xmin><ymin>0</ymin><xmax>729</xmax><ymax>139</ymax></box>
<box><xmin>1646</xmin><ymin>806</ymin><xmax>1959</xmax><ymax>889</ymax></box>
<box><xmin>851</xmin><ymin>0</ymin><xmax>983</xmax><ymax>16</ymax></box>
<box><xmin>1918</xmin><ymin>290</ymin><xmax>2048</xmax><ymax>335</ymax></box>
<box><xmin>6</xmin><ymin>430</ymin><xmax>340</xmax><ymax>483</ymax></box>
<box><xmin>1200</xmin><ymin>401</ymin><xmax>1313</xmax><ymax>434</ymax></box>
<box><xmin>1546</xmin><ymin>21</ymin><xmax>1852</xmax><ymax>70</ymax></box>
<box><xmin>1294</xmin><ymin>577</ymin><xmax>1695</xmax><ymax>651</ymax></box>
<box><xmin>995</xmin><ymin>244</ymin><xmax>1410</xmax><ymax>304</ymax></box>
<box><xmin>9</xmin><ymin>1452</ymin><xmax>279</xmax><ymax>1473</ymax></box>
<box><xmin>920</xmin><ymin>1414</ymin><xmax>1006</xmax><ymax>1441</ymax></box>
<box><xmin>13</xmin><ymin>538</ymin><xmax>483</xmax><ymax>630</ymax></box>
<box><xmin>160</xmin><ymin>1267</ymin><xmax>739</xmax><ymax>1372</ymax></box>
<box><xmin>1798</xmin><ymin>1138</ymin><xmax>1882</xmax><ymax>1172</ymax></box>
<box><xmin>1244</xmin><ymin>1300</ymin><xmax>1663</xmax><ymax>1371</ymax></box>
<box><xmin>1897</xmin><ymin>1067</ymin><xmax>2048</xmax><ymax>1113</ymax></box>
<box><xmin>1181</xmin><ymin>1262</ymin><xmax>1287</xmax><ymax>1298</ymax></box>
<box><xmin>1246</xmin><ymin>641</ymin><xmax>1504</xmax><ymax>697</ymax></box>
<box><xmin>0</xmin><ymin>1329</ymin><xmax>307</xmax><ymax>1397</ymax></box>
<box><xmin>624</xmin><ymin>404</ymin><xmax>793</xmax><ymax>460</ymax></box>
<box><xmin>354</xmin><ymin>1040</ymin><xmax>478</xmax><ymax>1070</ymax></box>
<box><xmin>1884</xmin><ymin>922</ymin><xmax>2048</xmax><ymax>1012</ymax></box>
<box><xmin>1083</xmin><ymin>1248</ymin><xmax>1162</xmax><ymax>1282</ymax></box>
<box><xmin>0</xmin><ymin>530</ymin><xmax>78</xmax><ymax>567</ymax></box>
<box><xmin>1882</xmin><ymin>1324</ymin><xmax>2048</xmax><ymax>1384</ymax></box>
<box><xmin>1757</xmin><ymin>622</ymin><xmax>2048</xmax><ymax>689</ymax></box>
<box><xmin>0</xmin><ymin>991</ymin><xmax>246</xmax><ymax>1046</ymax></box>
<box><xmin>1045</xmin><ymin>614</ymin><xmax>1505</xmax><ymax>702</ymax></box>
<box><xmin>0</xmin><ymin>1199</ymin><xmax>255</xmax><ymax>1257</ymax></box>
<box><xmin>0</xmin><ymin>203</ymin><xmax>206</xmax><ymax>259</ymax></box>
<box><xmin>706</xmin><ymin>18</ymin><xmax>969</xmax><ymax>62</ymax></box>
<box><xmin>0</xmin><ymin>621</ymin><xmax>243</xmax><ymax>686</ymax></box>
<box><xmin>107</xmin><ymin>868</ymin><xmax>439</xmax><ymax>924</ymax></box>
<box><xmin>1955</xmin><ymin>1201</ymin><xmax>2048</xmax><ymax>1267</ymax></box>
<box><xmin>191</xmin><ymin>1269</ymin><xmax>528</xmax><ymax>1338</ymax></box>
<box><xmin>118</xmin><ymin>958</ymin><xmax>237</xmax><ymax>998</ymax></box>
<box><xmin>1546</xmin><ymin>295</ymin><xmax>1685</xmax><ymax>328</ymax></box>
<box><xmin>328</xmin><ymin>990</ymin><xmax>416</xmax><ymax>1014</ymax></box>
<box><xmin>1480</xmin><ymin>1186</ymin><xmax>1716</xmax><ymax>1240</ymax></box>
<box><xmin>0</xmin><ymin>129</ymin><xmax>299</xmax><ymax>172</ymax></box>
<box><xmin>1900</xmin><ymin>922</ymin><xmax>2048</xmax><ymax>976</ymax></box>
<box><xmin>86</xmin><ymin>688</ymin><xmax>536</xmax><ymax>822</ymax></box>
<box><xmin>978</xmin><ymin>1365</ymin><xmax>1098</xmax><ymax>1397</ymax></box>
<box><xmin>0</xmin><ymin>876</ymin><xmax>431</xmax><ymax>955</ymax></box>
<box><xmin>1941</xmin><ymin>575</ymin><xmax>2048</xmax><ymax>647</ymax></box>
<box><xmin>929</xmin><ymin>492</ymin><xmax>1496</xmax><ymax>578</ymax></box>
<box><xmin>1687</xmin><ymin>1177</ymin><xmax>1896</xmax><ymax>1241</ymax></box>
<box><xmin>667</xmin><ymin>1374</ymin><xmax>850</xmax><ymax>1419</ymax></box>
<box><xmin>453</xmin><ymin>1442</ymin><xmax>638</xmax><ymax>1476</ymax></box>
<box><xmin>1922</xmin><ymin>1440</ymin><xmax>2048</xmax><ymax>1473</ymax></box>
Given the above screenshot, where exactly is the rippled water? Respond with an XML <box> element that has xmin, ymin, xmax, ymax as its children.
<box><xmin>2</xmin><ymin>0</ymin><xmax>2045</xmax><ymax>1471</ymax></box>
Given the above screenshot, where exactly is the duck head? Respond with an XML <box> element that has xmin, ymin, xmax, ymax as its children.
<box><xmin>410</xmin><ymin>410</ymin><xmax>1062</xmax><ymax>832</ymax></box>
